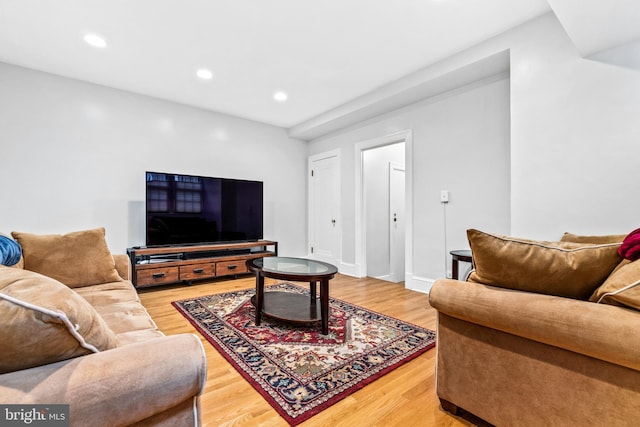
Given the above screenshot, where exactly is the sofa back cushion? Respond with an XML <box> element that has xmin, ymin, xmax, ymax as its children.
<box><xmin>590</xmin><ymin>259</ymin><xmax>640</xmax><ymax>311</ymax></box>
<box><xmin>0</xmin><ymin>267</ymin><xmax>117</xmax><ymax>374</ymax></box>
<box><xmin>467</xmin><ymin>229</ymin><xmax>622</xmax><ymax>300</ymax></box>
<box><xmin>11</xmin><ymin>228</ymin><xmax>122</xmax><ymax>287</ymax></box>
<box><xmin>559</xmin><ymin>232</ymin><xmax>627</xmax><ymax>244</ymax></box>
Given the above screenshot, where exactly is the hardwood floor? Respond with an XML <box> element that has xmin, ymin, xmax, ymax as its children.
<box><xmin>138</xmin><ymin>274</ymin><xmax>474</xmax><ymax>427</ymax></box>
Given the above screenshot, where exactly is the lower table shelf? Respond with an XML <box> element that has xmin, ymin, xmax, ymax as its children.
<box><xmin>251</xmin><ymin>292</ymin><xmax>322</xmax><ymax>323</ymax></box>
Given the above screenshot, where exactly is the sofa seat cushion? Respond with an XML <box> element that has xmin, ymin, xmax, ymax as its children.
<box><xmin>74</xmin><ymin>281</ymin><xmax>159</xmax><ymax>339</ymax></box>
<box><xmin>115</xmin><ymin>329</ymin><xmax>166</xmax><ymax>346</ymax></box>
<box><xmin>11</xmin><ymin>228</ymin><xmax>122</xmax><ymax>288</ymax></box>
<box><xmin>590</xmin><ymin>259</ymin><xmax>640</xmax><ymax>311</ymax></box>
<box><xmin>93</xmin><ymin>300</ymin><xmax>158</xmax><ymax>335</ymax></box>
<box><xmin>467</xmin><ymin>229</ymin><xmax>622</xmax><ymax>299</ymax></box>
<box><xmin>74</xmin><ymin>281</ymin><xmax>140</xmax><ymax>306</ymax></box>
<box><xmin>74</xmin><ymin>281</ymin><xmax>159</xmax><ymax>338</ymax></box>
<box><xmin>0</xmin><ymin>267</ymin><xmax>117</xmax><ymax>374</ymax></box>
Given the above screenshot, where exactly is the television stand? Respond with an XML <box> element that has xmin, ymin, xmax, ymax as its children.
<box><xmin>127</xmin><ymin>240</ymin><xmax>277</xmax><ymax>288</ymax></box>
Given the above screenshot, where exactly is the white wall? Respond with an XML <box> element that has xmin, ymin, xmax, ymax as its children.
<box><xmin>509</xmin><ymin>14</ymin><xmax>640</xmax><ymax>238</ymax></box>
<box><xmin>0</xmin><ymin>63</ymin><xmax>309</xmax><ymax>255</ymax></box>
<box><xmin>3</xmin><ymin>12</ymin><xmax>636</xmax><ymax>286</ymax></box>
<box><xmin>308</xmin><ymin>11</ymin><xmax>640</xmax><ymax>291</ymax></box>
<box><xmin>309</xmin><ymin>76</ymin><xmax>511</xmax><ymax>291</ymax></box>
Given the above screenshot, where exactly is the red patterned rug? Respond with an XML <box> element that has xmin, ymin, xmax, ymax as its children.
<box><xmin>172</xmin><ymin>283</ymin><xmax>436</xmax><ymax>426</ymax></box>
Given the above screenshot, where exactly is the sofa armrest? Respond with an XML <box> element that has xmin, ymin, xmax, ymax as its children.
<box><xmin>0</xmin><ymin>334</ymin><xmax>206</xmax><ymax>426</ymax></box>
<box><xmin>113</xmin><ymin>253</ymin><xmax>131</xmax><ymax>281</ymax></box>
<box><xmin>429</xmin><ymin>279</ymin><xmax>640</xmax><ymax>371</ymax></box>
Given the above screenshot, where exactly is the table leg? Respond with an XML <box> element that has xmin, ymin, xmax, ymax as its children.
<box><xmin>320</xmin><ymin>279</ymin><xmax>329</xmax><ymax>335</ymax></box>
<box><xmin>310</xmin><ymin>281</ymin><xmax>317</xmax><ymax>302</ymax></box>
<box><xmin>255</xmin><ymin>272</ymin><xmax>264</xmax><ymax>326</ymax></box>
<box><xmin>452</xmin><ymin>258</ymin><xmax>460</xmax><ymax>280</ymax></box>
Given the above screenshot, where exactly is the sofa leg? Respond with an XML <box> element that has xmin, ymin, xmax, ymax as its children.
<box><xmin>440</xmin><ymin>398</ymin><xmax>460</xmax><ymax>415</ymax></box>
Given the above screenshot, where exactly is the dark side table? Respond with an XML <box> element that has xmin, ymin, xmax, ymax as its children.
<box><xmin>450</xmin><ymin>250</ymin><xmax>472</xmax><ymax>280</ymax></box>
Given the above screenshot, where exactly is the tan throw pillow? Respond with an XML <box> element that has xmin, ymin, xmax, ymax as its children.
<box><xmin>467</xmin><ymin>229</ymin><xmax>622</xmax><ymax>300</ymax></box>
<box><xmin>0</xmin><ymin>267</ymin><xmax>117</xmax><ymax>374</ymax></box>
<box><xmin>590</xmin><ymin>259</ymin><xmax>640</xmax><ymax>311</ymax></box>
<box><xmin>11</xmin><ymin>228</ymin><xmax>122</xmax><ymax>287</ymax></box>
<box><xmin>560</xmin><ymin>232</ymin><xmax>627</xmax><ymax>244</ymax></box>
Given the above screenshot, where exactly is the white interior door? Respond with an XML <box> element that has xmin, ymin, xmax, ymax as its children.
<box><xmin>309</xmin><ymin>152</ymin><xmax>340</xmax><ymax>267</ymax></box>
<box><xmin>389</xmin><ymin>162</ymin><xmax>405</xmax><ymax>283</ymax></box>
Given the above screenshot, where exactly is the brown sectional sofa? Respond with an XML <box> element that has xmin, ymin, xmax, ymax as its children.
<box><xmin>0</xmin><ymin>229</ymin><xmax>207</xmax><ymax>426</ymax></box>
<box><xmin>429</xmin><ymin>230</ymin><xmax>640</xmax><ymax>426</ymax></box>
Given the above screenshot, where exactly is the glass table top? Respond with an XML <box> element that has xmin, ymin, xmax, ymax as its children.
<box><xmin>253</xmin><ymin>257</ymin><xmax>337</xmax><ymax>275</ymax></box>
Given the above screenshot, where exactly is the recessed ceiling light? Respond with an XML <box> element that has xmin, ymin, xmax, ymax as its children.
<box><xmin>273</xmin><ymin>91</ymin><xmax>288</xmax><ymax>102</ymax></box>
<box><xmin>196</xmin><ymin>69</ymin><xmax>214</xmax><ymax>80</ymax></box>
<box><xmin>84</xmin><ymin>34</ymin><xmax>107</xmax><ymax>48</ymax></box>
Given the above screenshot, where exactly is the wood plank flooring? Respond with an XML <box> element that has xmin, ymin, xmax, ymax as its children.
<box><xmin>138</xmin><ymin>274</ymin><xmax>474</xmax><ymax>427</ymax></box>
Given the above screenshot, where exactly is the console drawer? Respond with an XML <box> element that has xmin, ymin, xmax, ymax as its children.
<box><xmin>180</xmin><ymin>262</ymin><xmax>216</xmax><ymax>281</ymax></box>
<box><xmin>216</xmin><ymin>260</ymin><xmax>248</xmax><ymax>276</ymax></box>
<box><xmin>137</xmin><ymin>266</ymin><xmax>179</xmax><ymax>287</ymax></box>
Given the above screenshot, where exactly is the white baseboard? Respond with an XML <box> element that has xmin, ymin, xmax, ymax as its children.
<box><xmin>338</xmin><ymin>261</ymin><xmax>360</xmax><ymax>277</ymax></box>
<box><xmin>337</xmin><ymin>265</ymin><xmax>437</xmax><ymax>295</ymax></box>
<box><xmin>404</xmin><ymin>274</ymin><xmax>436</xmax><ymax>294</ymax></box>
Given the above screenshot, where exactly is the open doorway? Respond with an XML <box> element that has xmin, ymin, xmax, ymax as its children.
<box><xmin>360</xmin><ymin>140</ymin><xmax>406</xmax><ymax>283</ymax></box>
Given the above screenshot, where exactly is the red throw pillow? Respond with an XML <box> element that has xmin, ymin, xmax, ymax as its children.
<box><xmin>618</xmin><ymin>228</ymin><xmax>640</xmax><ymax>261</ymax></box>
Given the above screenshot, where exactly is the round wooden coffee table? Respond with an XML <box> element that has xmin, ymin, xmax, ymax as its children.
<box><xmin>246</xmin><ymin>257</ymin><xmax>338</xmax><ymax>335</ymax></box>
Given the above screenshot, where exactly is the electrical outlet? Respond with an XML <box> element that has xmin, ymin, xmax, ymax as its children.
<box><xmin>440</xmin><ymin>190</ymin><xmax>449</xmax><ymax>203</ymax></box>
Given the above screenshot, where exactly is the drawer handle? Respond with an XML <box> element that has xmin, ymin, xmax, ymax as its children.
<box><xmin>152</xmin><ymin>273</ymin><xmax>166</xmax><ymax>279</ymax></box>
<box><xmin>193</xmin><ymin>268</ymin><xmax>204</xmax><ymax>274</ymax></box>
<box><xmin>227</xmin><ymin>265</ymin><xmax>237</xmax><ymax>270</ymax></box>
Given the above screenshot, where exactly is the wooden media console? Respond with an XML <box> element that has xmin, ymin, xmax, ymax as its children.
<box><xmin>127</xmin><ymin>240</ymin><xmax>277</xmax><ymax>288</ymax></box>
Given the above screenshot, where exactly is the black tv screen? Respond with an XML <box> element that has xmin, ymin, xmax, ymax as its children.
<box><xmin>145</xmin><ymin>171</ymin><xmax>263</xmax><ymax>246</ymax></box>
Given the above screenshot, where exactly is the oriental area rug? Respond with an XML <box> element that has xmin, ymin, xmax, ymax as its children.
<box><xmin>172</xmin><ymin>283</ymin><xmax>436</xmax><ymax>426</ymax></box>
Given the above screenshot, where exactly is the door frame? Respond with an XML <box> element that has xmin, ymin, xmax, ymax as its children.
<box><xmin>308</xmin><ymin>149</ymin><xmax>341</xmax><ymax>267</ymax></box>
<box><xmin>355</xmin><ymin>130</ymin><xmax>413</xmax><ymax>281</ymax></box>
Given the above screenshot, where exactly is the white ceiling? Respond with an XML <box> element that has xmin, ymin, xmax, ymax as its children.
<box><xmin>546</xmin><ymin>0</ymin><xmax>640</xmax><ymax>57</ymax></box>
<box><xmin>0</xmin><ymin>0</ymin><xmax>551</xmax><ymax>129</ymax></box>
<box><xmin>0</xmin><ymin>1</ymin><xmax>637</xmax><ymax>133</ymax></box>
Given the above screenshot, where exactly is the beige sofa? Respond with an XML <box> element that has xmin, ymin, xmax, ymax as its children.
<box><xmin>0</xmin><ymin>228</ymin><xmax>207</xmax><ymax>426</ymax></box>
<box><xmin>429</xmin><ymin>230</ymin><xmax>640</xmax><ymax>426</ymax></box>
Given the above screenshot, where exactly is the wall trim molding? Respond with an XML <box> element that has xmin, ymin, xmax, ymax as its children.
<box><xmin>405</xmin><ymin>274</ymin><xmax>435</xmax><ymax>295</ymax></box>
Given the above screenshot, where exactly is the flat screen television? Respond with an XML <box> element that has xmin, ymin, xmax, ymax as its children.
<box><xmin>145</xmin><ymin>171</ymin><xmax>263</xmax><ymax>246</ymax></box>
